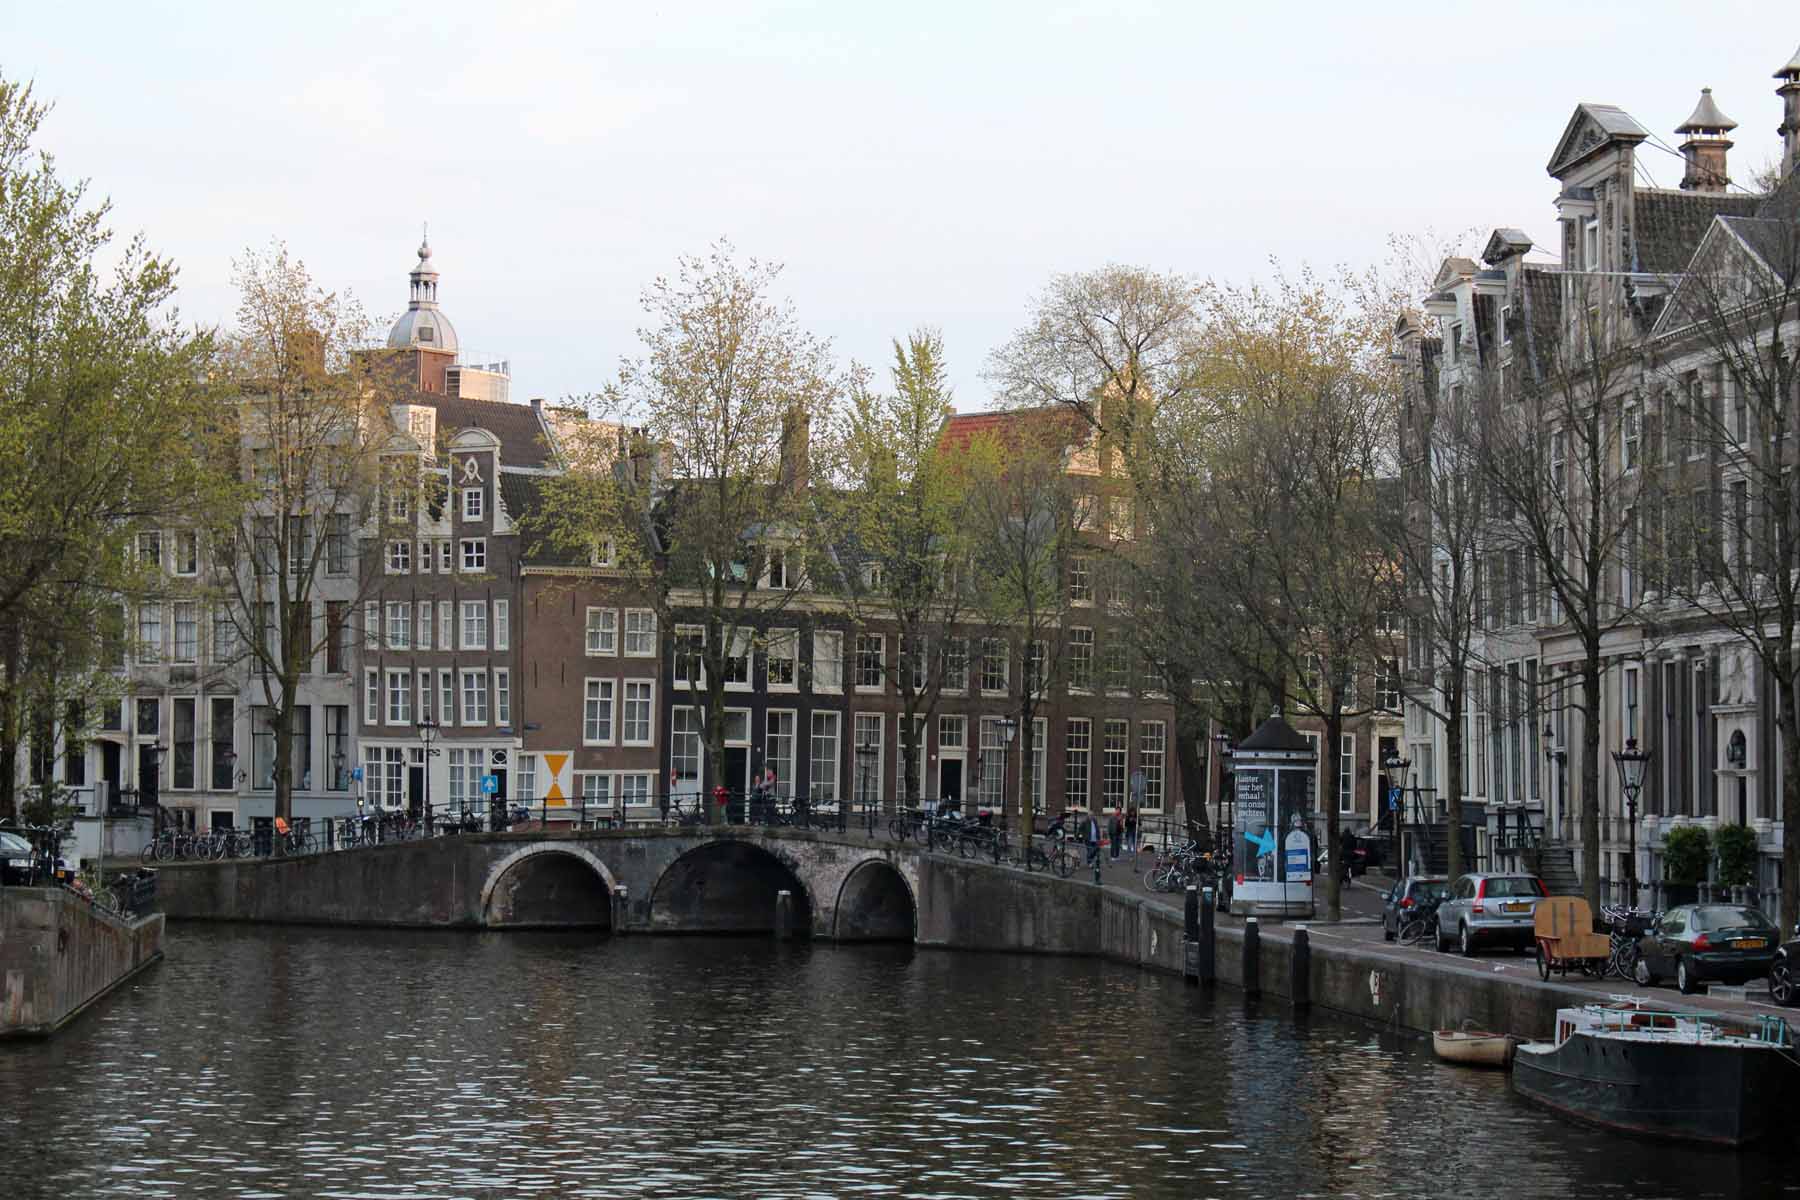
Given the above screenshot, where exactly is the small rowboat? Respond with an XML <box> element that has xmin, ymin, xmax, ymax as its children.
<box><xmin>1433</xmin><ymin>1028</ymin><xmax>1516</xmax><ymax>1068</ymax></box>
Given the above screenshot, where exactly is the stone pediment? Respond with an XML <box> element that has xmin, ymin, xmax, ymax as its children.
<box><xmin>1546</xmin><ymin>103</ymin><xmax>1649</xmax><ymax>178</ymax></box>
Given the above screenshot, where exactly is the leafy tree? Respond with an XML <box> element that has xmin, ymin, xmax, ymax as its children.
<box><xmin>0</xmin><ymin>75</ymin><xmax>214</xmax><ymax>818</ymax></box>
<box><xmin>538</xmin><ymin>243</ymin><xmax>839</xmax><ymax>822</ymax></box>
<box><xmin>1662</xmin><ymin>824</ymin><xmax>1712</xmax><ymax>887</ymax></box>
<box><xmin>816</xmin><ymin>330</ymin><xmax>980</xmax><ymax>810</ymax></box>
<box><xmin>1714</xmin><ymin>823</ymin><xmax>1758</xmax><ymax>890</ymax></box>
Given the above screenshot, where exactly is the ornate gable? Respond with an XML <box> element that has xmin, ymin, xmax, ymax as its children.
<box><xmin>1546</xmin><ymin>103</ymin><xmax>1649</xmax><ymax>178</ymax></box>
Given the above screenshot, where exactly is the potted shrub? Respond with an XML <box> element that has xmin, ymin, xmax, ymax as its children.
<box><xmin>1662</xmin><ymin>824</ymin><xmax>1711</xmax><ymax>908</ymax></box>
<box><xmin>1713</xmin><ymin>823</ymin><xmax>1759</xmax><ymax>895</ymax></box>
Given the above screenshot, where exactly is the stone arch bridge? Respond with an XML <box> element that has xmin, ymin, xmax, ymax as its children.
<box><xmin>154</xmin><ymin>828</ymin><xmax>942</xmax><ymax>941</ymax></box>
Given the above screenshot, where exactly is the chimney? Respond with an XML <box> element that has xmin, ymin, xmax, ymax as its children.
<box><xmin>1676</xmin><ymin>88</ymin><xmax>1735</xmax><ymax>193</ymax></box>
<box><xmin>1778</xmin><ymin>45</ymin><xmax>1800</xmax><ymax>179</ymax></box>
<box><xmin>778</xmin><ymin>405</ymin><xmax>810</xmax><ymax>495</ymax></box>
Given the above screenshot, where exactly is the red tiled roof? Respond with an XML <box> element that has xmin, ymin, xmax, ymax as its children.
<box><xmin>938</xmin><ymin>406</ymin><xmax>1086</xmax><ymax>454</ymax></box>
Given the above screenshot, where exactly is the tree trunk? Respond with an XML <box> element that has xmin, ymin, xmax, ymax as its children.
<box><xmin>1173</xmin><ymin>715</ymin><xmax>1207</xmax><ymax>837</ymax></box>
<box><xmin>1581</xmin><ymin>656</ymin><xmax>1602</xmax><ymax>912</ymax></box>
<box><xmin>1444</xmin><ymin>677</ymin><xmax>1464</xmax><ymax>880</ymax></box>
<box><xmin>1324</xmin><ymin>708</ymin><xmax>1343</xmax><ymax>922</ymax></box>
<box><xmin>1781</xmin><ymin>660</ymin><xmax>1800</xmax><ymax>934</ymax></box>
<box><xmin>1016</xmin><ymin>708</ymin><xmax>1035</xmax><ymax>848</ymax></box>
<box><xmin>272</xmin><ymin>698</ymin><xmax>292</xmax><ymax>825</ymax></box>
<box><xmin>0</xmin><ymin>620</ymin><xmax>18</xmax><ymax>822</ymax></box>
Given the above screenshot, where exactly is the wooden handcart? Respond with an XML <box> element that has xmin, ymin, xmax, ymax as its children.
<box><xmin>1534</xmin><ymin>896</ymin><xmax>1610</xmax><ymax>980</ymax></box>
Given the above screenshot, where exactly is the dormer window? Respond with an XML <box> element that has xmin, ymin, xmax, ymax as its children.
<box><xmin>1583</xmin><ymin>221</ymin><xmax>1599</xmax><ymax>270</ymax></box>
<box><xmin>418</xmin><ymin>325</ymin><xmax>435</xmax><ymax>343</ymax></box>
<box><xmin>462</xmin><ymin>487</ymin><xmax>484</xmax><ymax>522</ymax></box>
<box><xmin>1498</xmin><ymin>304</ymin><xmax>1512</xmax><ymax>347</ymax></box>
<box><xmin>1449</xmin><ymin>323</ymin><xmax>1463</xmax><ymax>364</ymax></box>
<box><xmin>764</xmin><ymin>548</ymin><xmax>789</xmax><ymax>590</ymax></box>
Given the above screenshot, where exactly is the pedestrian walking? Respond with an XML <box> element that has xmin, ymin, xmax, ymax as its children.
<box><xmin>1082</xmin><ymin>811</ymin><xmax>1102</xmax><ymax>869</ymax></box>
<box><xmin>1108</xmin><ymin>809</ymin><xmax>1123</xmax><ymax>861</ymax></box>
<box><xmin>1124</xmin><ymin>805</ymin><xmax>1139</xmax><ymax>854</ymax></box>
<box><xmin>1339</xmin><ymin>825</ymin><xmax>1357</xmax><ymax>886</ymax></box>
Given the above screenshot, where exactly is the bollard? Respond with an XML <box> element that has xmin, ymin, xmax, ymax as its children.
<box><xmin>1185</xmin><ymin>885</ymin><xmax>1200</xmax><ymax>941</ymax></box>
<box><xmin>1182</xmin><ymin>885</ymin><xmax>1201</xmax><ymax>986</ymax></box>
<box><xmin>1243</xmin><ymin>916</ymin><xmax>1261</xmax><ymax>998</ymax></box>
<box><xmin>776</xmin><ymin>889</ymin><xmax>793</xmax><ymax>941</ymax></box>
<box><xmin>611</xmin><ymin>885</ymin><xmax>629</xmax><ymax>934</ymax></box>
<box><xmin>1291</xmin><ymin>925</ymin><xmax>1311</xmax><ymax>1011</ymax></box>
<box><xmin>1199</xmin><ymin>887</ymin><xmax>1216</xmax><ymax>987</ymax></box>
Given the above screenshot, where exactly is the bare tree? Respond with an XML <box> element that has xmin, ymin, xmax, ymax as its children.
<box><xmin>206</xmin><ymin>243</ymin><xmax>400</xmax><ymax>824</ymax></box>
<box><xmin>1642</xmin><ymin>212</ymin><xmax>1800</xmax><ymax>924</ymax></box>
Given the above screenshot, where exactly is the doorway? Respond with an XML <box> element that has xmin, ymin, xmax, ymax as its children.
<box><xmin>101</xmin><ymin>742</ymin><xmax>122</xmax><ymax>805</ymax></box>
<box><xmin>938</xmin><ymin>758</ymin><xmax>963</xmax><ymax>810</ymax></box>
<box><xmin>407</xmin><ymin>764</ymin><xmax>424</xmax><ymax>816</ymax></box>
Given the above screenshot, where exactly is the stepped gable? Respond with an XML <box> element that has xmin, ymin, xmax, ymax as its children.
<box><xmin>1631</xmin><ymin>189</ymin><xmax>1760</xmax><ymax>274</ymax></box>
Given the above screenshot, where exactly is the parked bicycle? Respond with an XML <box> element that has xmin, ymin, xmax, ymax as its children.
<box><xmin>1397</xmin><ymin>893</ymin><xmax>1446</xmax><ymax>946</ymax></box>
<box><xmin>1600</xmin><ymin>903</ymin><xmax>1660</xmax><ymax>981</ymax></box>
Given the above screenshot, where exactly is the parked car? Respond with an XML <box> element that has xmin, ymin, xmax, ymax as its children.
<box><xmin>1634</xmin><ymin>904</ymin><xmax>1779</xmax><ymax>995</ymax></box>
<box><xmin>1381</xmin><ymin>875</ymin><xmax>1449</xmax><ymax>941</ymax></box>
<box><xmin>1768</xmin><ymin>925</ymin><xmax>1800</xmax><ymax>1007</ymax></box>
<box><xmin>0</xmin><ymin>829</ymin><xmax>34</xmax><ymax>884</ymax></box>
<box><xmin>1435</xmin><ymin>872</ymin><xmax>1547</xmax><ymax>956</ymax></box>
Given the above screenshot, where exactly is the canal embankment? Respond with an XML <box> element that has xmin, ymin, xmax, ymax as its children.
<box><xmin>0</xmin><ymin>887</ymin><xmax>164</xmax><ymax>1038</ymax></box>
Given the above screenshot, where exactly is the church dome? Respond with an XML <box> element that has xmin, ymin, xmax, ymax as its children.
<box><xmin>386</xmin><ymin>235</ymin><xmax>459</xmax><ymax>354</ymax></box>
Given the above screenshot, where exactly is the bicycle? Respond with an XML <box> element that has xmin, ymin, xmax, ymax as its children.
<box><xmin>1397</xmin><ymin>895</ymin><xmax>1445</xmax><ymax>946</ymax></box>
<box><xmin>1600</xmin><ymin>903</ymin><xmax>1658</xmax><ymax>981</ymax></box>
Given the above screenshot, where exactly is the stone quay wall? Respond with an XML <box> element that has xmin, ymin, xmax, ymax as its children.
<box><xmin>1</xmin><ymin>887</ymin><xmax>164</xmax><ymax>1038</ymax></box>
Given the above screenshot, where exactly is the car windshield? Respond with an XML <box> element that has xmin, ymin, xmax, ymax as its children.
<box><xmin>1481</xmin><ymin>877</ymin><xmax>1544</xmax><ymax>898</ymax></box>
<box><xmin>1690</xmin><ymin>906</ymin><xmax>1775</xmax><ymax>932</ymax></box>
<box><xmin>0</xmin><ymin>832</ymin><xmax>31</xmax><ymax>855</ymax></box>
<box><xmin>1411</xmin><ymin>881</ymin><xmax>1449</xmax><ymax>899</ymax></box>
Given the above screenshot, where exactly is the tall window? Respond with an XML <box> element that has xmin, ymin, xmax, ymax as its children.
<box><xmin>767</xmin><ymin>629</ymin><xmax>797</xmax><ymax>689</ymax></box>
<box><xmin>210</xmin><ymin>697</ymin><xmax>235</xmax><ymax>791</ymax></box>
<box><xmin>943</xmin><ymin>637</ymin><xmax>969</xmax><ymax>692</ymax></box>
<box><xmin>622</xmin><ymin>680</ymin><xmax>653</xmax><ymax>745</ymax></box>
<box><xmin>327</xmin><ymin>514</ymin><xmax>351</xmax><ymax>574</ymax></box>
<box><xmin>137</xmin><ymin>603</ymin><xmax>162</xmax><ymax>661</ymax></box>
<box><xmin>1025</xmin><ymin>640</ymin><xmax>1047</xmax><ymax>695</ymax></box>
<box><xmin>673</xmin><ymin>625</ymin><xmax>705</xmax><ymax>686</ymax></box>
<box><xmin>364</xmin><ymin>669</ymin><xmax>380</xmax><ymax>726</ymax></box>
<box><xmin>495</xmin><ymin>669</ymin><xmax>510</xmax><ymax>727</ymax></box>
<box><xmin>725</xmin><ymin>629</ymin><xmax>751</xmax><ymax>687</ymax></box>
<box><xmin>461</xmin><ymin>669</ymin><xmax>488</xmax><ymax>725</ymax></box>
<box><xmin>1066</xmin><ymin>719</ymin><xmax>1092</xmax><ymax>809</ymax></box>
<box><xmin>418</xmin><ymin>601</ymin><xmax>433</xmax><ymax>653</ymax></box>
<box><xmin>494</xmin><ymin>600</ymin><xmax>509</xmax><ymax>651</ymax></box>
<box><xmin>325</xmin><ymin>705</ymin><xmax>349</xmax><ymax>790</ymax></box>
<box><xmin>252</xmin><ymin>706</ymin><xmax>275</xmax><ymax>790</ymax></box>
<box><xmin>583</xmin><ymin>679</ymin><xmax>616</xmax><ymax>744</ymax></box>
<box><xmin>853</xmin><ymin>713</ymin><xmax>884</xmax><ymax>807</ymax></box>
<box><xmin>438</xmin><ymin>601</ymin><xmax>454</xmax><ymax>650</ymax></box>
<box><xmin>439</xmin><ymin>670</ymin><xmax>456</xmax><ymax>728</ymax></box>
<box><xmin>387</xmin><ymin>669</ymin><xmax>411</xmax><ymax>725</ymax></box>
<box><xmin>460</xmin><ymin>600</ymin><xmax>487</xmax><ymax>650</ymax></box>
<box><xmin>172</xmin><ymin>698</ymin><xmax>197</xmax><ymax>789</ymax></box>
<box><xmin>980</xmin><ymin>638</ymin><xmax>1007</xmax><ymax>693</ymax></box>
<box><xmin>813</xmin><ymin>631</ymin><xmax>843</xmax><ymax>691</ymax></box>
<box><xmin>624</xmin><ymin>609</ymin><xmax>657</xmax><ymax>656</ymax></box>
<box><xmin>172</xmin><ymin>602</ymin><xmax>198</xmax><ymax>664</ymax></box>
<box><xmin>586</xmin><ymin>608</ymin><xmax>617</xmax><ymax>655</ymax></box>
<box><xmin>1068</xmin><ymin>556</ymin><xmax>1092</xmax><ymax>603</ymax></box>
<box><xmin>810</xmin><ymin>711</ymin><xmax>841</xmax><ymax>804</ymax></box>
<box><xmin>978</xmin><ymin>717</ymin><xmax>1008</xmax><ymax>809</ymax></box>
<box><xmin>671</xmin><ymin>707</ymin><xmax>702</xmax><ymax>788</ymax></box>
<box><xmin>1104</xmin><ymin>639</ymin><xmax>1130</xmax><ymax>692</ymax></box>
<box><xmin>1068</xmin><ymin>628</ymin><xmax>1094</xmax><ymax>691</ymax></box>
<box><xmin>174</xmin><ymin>530</ymin><xmax>198</xmax><ymax>576</ymax></box>
<box><xmin>386</xmin><ymin>601</ymin><xmax>411</xmax><ymax>650</ymax></box>
<box><xmin>387</xmin><ymin>540</ymin><xmax>410</xmax><ymax>574</ymax></box>
<box><xmin>855</xmin><ymin>634</ymin><xmax>884</xmax><ymax>691</ymax></box>
<box><xmin>1338</xmin><ymin>733</ymin><xmax>1356</xmax><ymax>815</ymax></box>
<box><xmin>1138</xmin><ymin>721</ymin><xmax>1165</xmax><ymax>811</ymax></box>
<box><xmin>213</xmin><ymin>608</ymin><xmax>237</xmax><ymax>664</ymax></box>
<box><xmin>1103</xmin><ymin>719</ymin><xmax>1128</xmax><ymax>809</ymax></box>
<box><xmin>766</xmin><ymin>711</ymin><xmax>796</xmax><ymax>798</ymax></box>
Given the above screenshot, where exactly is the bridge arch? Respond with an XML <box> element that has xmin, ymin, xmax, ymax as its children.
<box><xmin>832</xmin><ymin>859</ymin><xmax>917</xmax><ymax>942</ymax></box>
<box><xmin>481</xmin><ymin>843</ymin><xmax>617</xmax><ymax>929</ymax></box>
<box><xmin>650</xmin><ymin>839</ymin><xmax>813</xmax><ymax>934</ymax></box>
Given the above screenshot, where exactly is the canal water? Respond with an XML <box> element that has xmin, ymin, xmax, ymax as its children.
<box><xmin>0</xmin><ymin>926</ymin><xmax>1790</xmax><ymax>1199</ymax></box>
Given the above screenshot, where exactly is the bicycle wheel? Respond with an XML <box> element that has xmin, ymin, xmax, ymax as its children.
<box><xmin>1398</xmin><ymin>918</ymin><xmax>1424</xmax><ymax>945</ymax></box>
<box><xmin>140</xmin><ymin>843</ymin><xmax>157</xmax><ymax>865</ymax></box>
<box><xmin>1053</xmin><ymin>847</ymin><xmax>1075</xmax><ymax>879</ymax></box>
<box><xmin>888</xmin><ymin>817</ymin><xmax>906</xmax><ymax>842</ymax></box>
<box><xmin>956</xmin><ymin>832</ymin><xmax>979</xmax><ymax>860</ymax></box>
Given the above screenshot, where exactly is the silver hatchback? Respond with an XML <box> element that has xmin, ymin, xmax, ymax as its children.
<box><xmin>1435</xmin><ymin>872</ymin><xmax>1547</xmax><ymax>956</ymax></box>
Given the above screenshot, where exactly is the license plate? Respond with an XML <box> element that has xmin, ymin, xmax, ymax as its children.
<box><xmin>1735</xmin><ymin>939</ymin><xmax>1767</xmax><ymax>950</ymax></box>
<box><xmin>1503</xmin><ymin>902</ymin><xmax>1529</xmax><ymax>913</ymax></box>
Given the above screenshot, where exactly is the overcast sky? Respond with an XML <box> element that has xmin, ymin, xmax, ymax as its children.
<box><xmin>9</xmin><ymin>2</ymin><xmax>1796</xmax><ymax>407</ymax></box>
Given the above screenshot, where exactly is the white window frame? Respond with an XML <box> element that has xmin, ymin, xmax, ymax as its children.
<box><xmin>386</xmin><ymin>601</ymin><xmax>411</xmax><ymax>651</ymax></box>
<box><xmin>767</xmin><ymin>628</ymin><xmax>798</xmax><ymax>691</ymax></box>
<box><xmin>364</xmin><ymin>669</ymin><xmax>380</xmax><ymax>726</ymax></box>
<box><xmin>460</xmin><ymin>538</ymin><xmax>486</xmax><ymax>572</ymax></box>
<box><xmin>460</xmin><ymin>600</ymin><xmax>488</xmax><ymax>651</ymax></box>
<box><xmin>624</xmin><ymin>609</ymin><xmax>657</xmax><ymax>657</ymax></box>
<box><xmin>494</xmin><ymin>599</ymin><xmax>509</xmax><ymax>651</ymax></box>
<box><xmin>855</xmin><ymin>633</ymin><xmax>885</xmax><ymax>693</ymax></box>
<box><xmin>766</xmin><ymin>709</ymin><xmax>797</xmax><ymax>800</ymax></box>
<box><xmin>673</xmin><ymin>624</ymin><xmax>706</xmax><ymax>688</ymax></box>
<box><xmin>386</xmin><ymin>539</ymin><xmax>410</xmax><ymax>575</ymax></box>
<box><xmin>622</xmin><ymin>679</ymin><xmax>655</xmax><ymax>747</ymax></box>
<box><xmin>439</xmin><ymin>669</ymin><xmax>456</xmax><ymax>728</ymax></box>
<box><xmin>495</xmin><ymin>668</ymin><xmax>510</xmax><ymax>728</ymax></box>
<box><xmin>418</xmin><ymin>601</ymin><xmax>433</xmax><ymax>651</ymax></box>
<box><xmin>812</xmin><ymin>630</ymin><xmax>843</xmax><ymax>692</ymax></box>
<box><xmin>386</xmin><ymin>669</ymin><xmax>411</xmax><ymax>726</ymax></box>
<box><xmin>810</xmin><ymin>711</ymin><xmax>840</xmax><ymax>804</ymax></box>
<box><xmin>852</xmin><ymin>712</ymin><xmax>884</xmax><ymax>809</ymax></box>
<box><xmin>437</xmin><ymin>539</ymin><xmax>452</xmax><ymax>575</ymax></box>
<box><xmin>462</xmin><ymin>487</ymin><xmax>484</xmax><ymax>522</ymax></box>
<box><xmin>461</xmin><ymin>668</ymin><xmax>488</xmax><ymax>726</ymax></box>
<box><xmin>583</xmin><ymin>678</ymin><xmax>616</xmax><ymax>746</ymax></box>
<box><xmin>1065</xmin><ymin>717</ymin><xmax>1092</xmax><ymax>809</ymax></box>
<box><xmin>438</xmin><ymin>600</ymin><xmax>454</xmax><ymax>651</ymax></box>
<box><xmin>724</xmin><ymin>627</ymin><xmax>752</xmax><ymax>691</ymax></box>
<box><xmin>585</xmin><ymin>608</ymin><xmax>618</xmax><ymax>656</ymax></box>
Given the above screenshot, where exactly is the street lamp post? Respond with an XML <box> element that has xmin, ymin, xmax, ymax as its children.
<box><xmin>1383</xmin><ymin>753</ymin><xmax>1410</xmax><ymax>875</ymax></box>
<box><xmin>1212</xmin><ymin>732</ymin><xmax>1234</xmax><ymax>881</ymax></box>
<box><xmin>149</xmin><ymin>742</ymin><xmax>167</xmax><ymax>836</ymax></box>
<box><xmin>1612</xmin><ymin>735</ymin><xmax>1652</xmax><ymax>909</ymax></box>
<box><xmin>416</xmin><ymin>716</ymin><xmax>440</xmax><ymax>830</ymax></box>
<box><xmin>1544</xmin><ymin>721</ymin><xmax>1567</xmax><ymax>843</ymax></box>
<box><xmin>998</xmin><ymin>716</ymin><xmax>1018</xmax><ymax>834</ymax></box>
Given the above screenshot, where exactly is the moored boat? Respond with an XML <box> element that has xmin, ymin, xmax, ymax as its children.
<box><xmin>1433</xmin><ymin>1029</ymin><xmax>1515</xmax><ymax>1067</ymax></box>
<box><xmin>1511</xmin><ymin>998</ymin><xmax>1797</xmax><ymax>1146</ymax></box>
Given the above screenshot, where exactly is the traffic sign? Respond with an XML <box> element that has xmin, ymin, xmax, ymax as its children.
<box><xmin>1387</xmin><ymin>785</ymin><xmax>1401</xmax><ymax>812</ymax></box>
<box><xmin>480</xmin><ymin>774</ymin><xmax>499</xmax><ymax>795</ymax></box>
<box><xmin>351</xmin><ymin>766</ymin><xmax>364</xmax><ymax>782</ymax></box>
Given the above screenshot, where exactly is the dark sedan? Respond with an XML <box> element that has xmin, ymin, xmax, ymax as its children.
<box><xmin>0</xmin><ymin>830</ymin><xmax>36</xmax><ymax>885</ymax></box>
<box><xmin>1634</xmin><ymin>904</ymin><xmax>1779</xmax><ymax>995</ymax></box>
<box><xmin>1380</xmin><ymin>875</ymin><xmax>1449</xmax><ymax>941</ymax></box>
